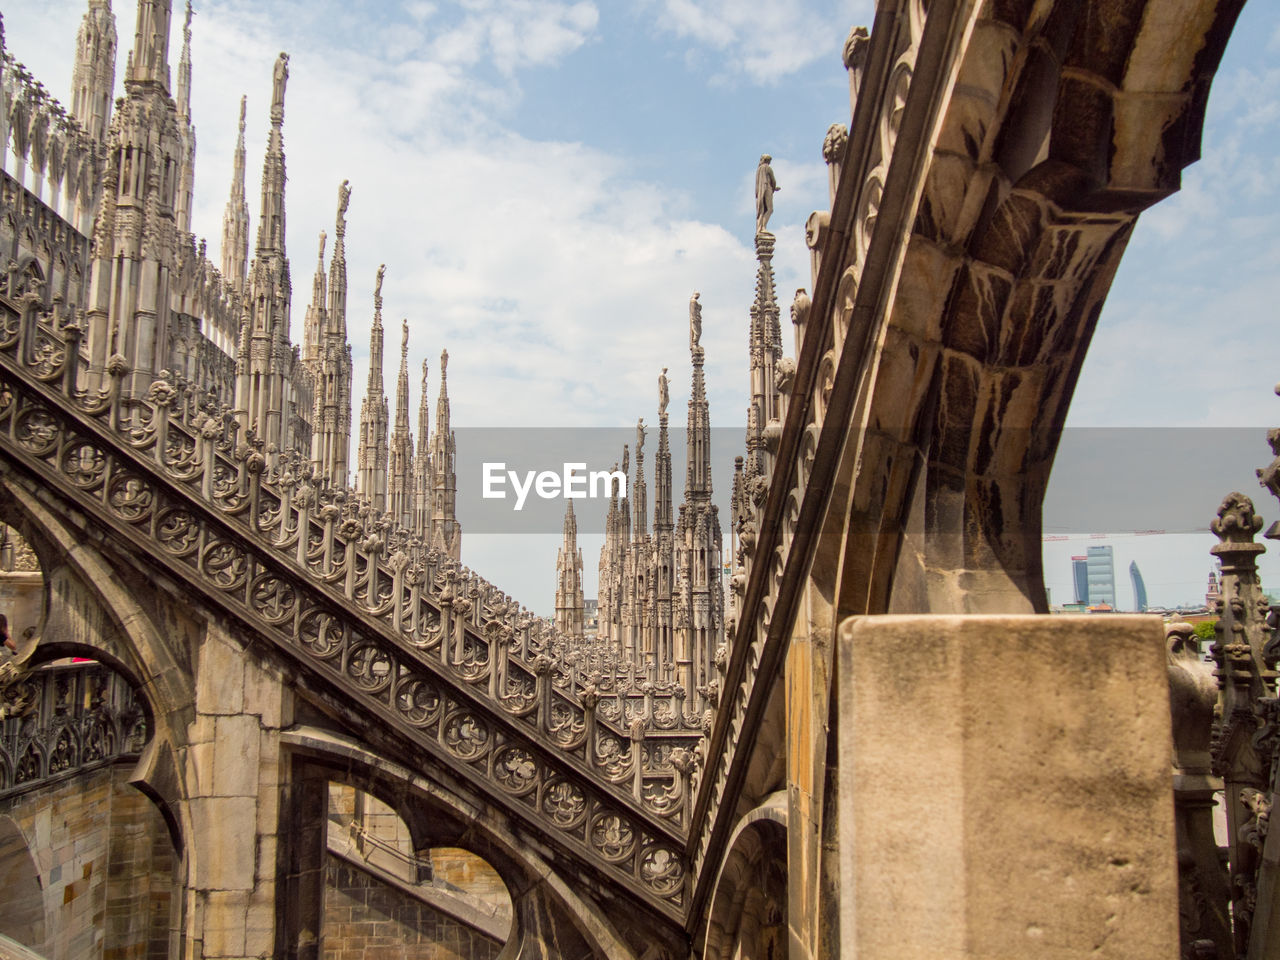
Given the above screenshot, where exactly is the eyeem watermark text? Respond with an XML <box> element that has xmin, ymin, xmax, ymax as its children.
<box><xmin>482</xmin><ymin>463</ymin><xmax>627</xmax><ymax>511</ymax></box>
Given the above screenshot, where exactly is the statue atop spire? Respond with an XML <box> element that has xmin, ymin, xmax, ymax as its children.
<box><xmin>428</xmin><ymin>347</ymin><xmax>461</xmax><ymax>559</ymax></box>
<box><xmin>388</xmin><ymin>318</ymin><xmax>415</xmax><ymax>527</ymax></box>
<box><xmin>327</xmin><ymin>181</ymin><xmax>351</xmax><ymax>336</ymax></box>
<box><xmin>357</xmin><ymin>265</ymin><xmax>390</xmax><ymax>511</ymax></box>
<box><xmin>270</xmin><ymin>51</ymin><xmax>288</xmax><ymax>123</ymax></box>
<box><xmin>220</xmin><ymin>95</ymin><xmax>249</xmax><ymax>287</ymax></box>
<box><xmin>755</xmin><ymin>154</ymin><xmax>779</xmax><ymax>234</ymax></box>
<box><xmin>659</xmin><ymin>367</ymin><xmax>669</xmax><ymax>418</ymax></box>
<box><xmin>316</xmin><ymin>230</ymin><xmax>326</xmax><ymax>263</ymax></box>
<box><xmin>690</xmin><ymin>292</ymin><xmax>702</xmax><ymax>349</ymax></box>
<box><xmin>175</xmin><ymin>0</ymin><xmax>193</xmax><ymax>118</ymax></box>
<box><xmin>337</xmin><ymin>179</ymin><xmax>351</xmax><ymax>230</ymax></box>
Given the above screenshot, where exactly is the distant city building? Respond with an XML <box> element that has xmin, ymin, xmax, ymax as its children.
<box><xmin>1086</xmin><ymin>545</ymin><xmax>1116</xmax><ymax>606</ymax></box>
<box><xmin>1129</xmin><ymin>561</ymin><xmax>1148</xmax><ymax>612</ymax></box>
<box><xmin>1207</xmin><ymin>567</ymin><xmax>1221</xmax><ymax>611</ymax></box>
<box><xmin>1072</xmin><ymin>556</ymin><xmax>1089</xmax><ymax>604</ymax></box>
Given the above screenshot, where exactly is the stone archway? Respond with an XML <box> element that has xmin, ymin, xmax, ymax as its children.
<box><xmin>704</xmin><ymin>796</ymin><xmax>788</xmax><ymax>960</ymax></box>
<box><xmin>323</xmin><ymin>780</ymin><xmax>513</xmax><ymax>957</ymax></box>
<box><xmin>277</xmin><ymin>727</ymin><xmax>680</xmax><ymax>960</ymax></box>
<box><xmin>0</xmin><ymin>815</ymin><xmax>44</xmax><ymax>949</ymax></box>
<box><xmin>818</xmin><ymin>0</ymin><xmax>1248</xmax><ymax>618</ymax></box>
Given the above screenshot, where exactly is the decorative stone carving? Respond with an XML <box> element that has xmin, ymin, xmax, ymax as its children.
<box><xmin>755</xmin><ymin>154</ymin><xmax>779</xmax><ymax>235</ymax></box>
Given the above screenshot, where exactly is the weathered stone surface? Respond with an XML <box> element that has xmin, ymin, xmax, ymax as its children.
<box><xmin>0</xmin><ymin>764</ymin><xmax>175</xmax><ymax>959</ymax></box>
<box><xmin>837</xmin><ymin>614</ymin><xmax>1178</xmax><ymax>960</ymax></box>
<box><xmin>189</xmin><ymin>796</ymin><xmax>259</xmax><ymax>892</ymax></box>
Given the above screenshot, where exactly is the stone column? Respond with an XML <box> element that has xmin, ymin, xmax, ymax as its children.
<box><xmin>786</xmin><ymin>577</ymin><xmax>836</xmax><ymax>960</ymax></box>
<box><xmin>275</xmin><ymin>760</ymin><xmax>329</xmax><ymax>960</ymax></box>
<box><xmin>836</xmin><ymin>614</ymin><xmax>1178</xmax><ymax>960</ymax></box>
<box><xmin>181</xmin><ymin>620</ymin><xmax>294</xmax><ymax>958</ymax></box>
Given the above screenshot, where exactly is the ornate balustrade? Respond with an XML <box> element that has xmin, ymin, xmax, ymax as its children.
<box><xmin>0</xmin><ymin>50</ymin><xmax>104</xmax><ymax>229</ymax></box>
<box><xmin>0</xmin><ymin>288</ymin><xmax>692</xmax><ymax>919</ymax></box>
<box><xmin>0</xmin><ymin>659</ymin><xmax>146</xmax><ymax>797</ymax></box>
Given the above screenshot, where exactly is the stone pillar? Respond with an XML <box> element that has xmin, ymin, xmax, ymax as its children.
<box><xmin>275</xmin><ymin>761</ymin><xmax>329</xmax><ymax>960</ymax></box>
<box><xmin>836</xmin><ymin>614</ymin><xmax>1177</xmax><ymax>960</ymax></box>
<box><xmin>181</xmin><ymin>620</ymin><xmax>293</xmax><ymax>959</ymax></box>
<box><xmin>786</xmin><ymin>578</ymin><xmax>836</xmax><ymax>960</ymax></box>
<box><xmin>1165</xmin><ymin>622</ymin><xmax>1231</xmax><ymax>957</ymax></box>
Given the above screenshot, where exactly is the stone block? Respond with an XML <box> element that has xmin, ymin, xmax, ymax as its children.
<box><xmin>241</xmin><ymin>654</ymin><xmax>289</xmax><ymax>729</ymax></box>
<box><xmin>187</xmin><ymin>740</ymin><xmax>215</xmax><ymax>797</ymax></box>
<box><xmin>200</xmin><ymin>889</ymin><xmax>248</xmax><ymax>958</ymax></box>
<box><xmin>196</xmin><ymin>627</ymin><xmax>245</xmax><ymax>716</ymax></box>
<box><xmin>837</xmin><ymin>614</ymin><xmax>1177</xmax><ymax>960</ymax></box>
<box><xmin>189</xmin><ymin>797</ymin><xmax>259</xmax><ymax>892</ymax></box>
<box><xmin>212</xmin><ymin>715</ymin><xmax>263</xmax><ymax>797</ymax></box>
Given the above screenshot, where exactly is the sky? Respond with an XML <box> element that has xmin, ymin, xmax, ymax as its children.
<box><xmin>6</xmin><ymin>0</ymin><xmax>1280</xmax><ymax>614</ymax></box>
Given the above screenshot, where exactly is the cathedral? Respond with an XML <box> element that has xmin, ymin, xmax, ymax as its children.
<box><xmin>5</xmin><ymin>0</ymin><xmax>464</xmax><ymax>561</ymax></box>
<box><xmin>0</xmin><ymin>0</ymin><xmax>1264</xmax><ymax>958</ymax></box>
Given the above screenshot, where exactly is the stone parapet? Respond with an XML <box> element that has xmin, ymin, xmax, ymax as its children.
<box><xmin>837</xmin><ymin>614</ymin><xmax>1177</xmax><ymax>960</ymax></box>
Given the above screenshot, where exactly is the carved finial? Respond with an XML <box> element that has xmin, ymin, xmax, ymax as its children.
<box><xmin>1212</xmin><ymin>493</ymin><xmax>1264</xmax><ymax>546</ymax></box>
<box><xmin>238</xmin><ymin>94</ymin><xmax>246</xmax><ymax>133</ymax></box>
<box><xmin>316</xmin><ymin>230</ymin><xmax>326</xmax><ymax>262</ymax></box>
<box><xmin>843</xmin><ymin>26</ymin><xmax>870</xmax><ymax>71</ymax></box>
<box><xmin>823</xmin><ymin>123</ymin><xmax>849</xmax><ymax>165</ymax></box>
<box><xmin>791</xmin><ymin>288</ymin><xmax>810</xmax><ymax>325</ymax></box>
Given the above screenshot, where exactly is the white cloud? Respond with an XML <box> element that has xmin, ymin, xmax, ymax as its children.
<box><xmin>644</xmin><ymin>0</ymin><xmax>869</xmax><ymax>83</ymax></box>
<box><xmin>426</xmin><ymin>0</ymin><xmax>598</xmax><ymax>73</ymax></box>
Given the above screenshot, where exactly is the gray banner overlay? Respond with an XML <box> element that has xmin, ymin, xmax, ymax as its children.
<box><xmin>451</xmin><ymin>428</ymin><xmax>1274</xmax><ymax>535</ymax></box>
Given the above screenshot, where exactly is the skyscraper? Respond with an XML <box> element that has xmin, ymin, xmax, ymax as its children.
<box><xmin>1129</xmin><ymin>561</ymin><xmax>1148</xmax><ymax>612</ymax></box>
<box><xmin>1086</xmin><ymin>545</ymin><xmax>1116</xmax><ymax>606</ymax></box>
<box><xmin>1072</xmin><ymin>556</ymin><xmax>1089</xmax><ymax>604</ymax></box>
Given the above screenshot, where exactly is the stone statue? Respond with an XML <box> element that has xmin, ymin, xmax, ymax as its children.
<box><xmin>271</xmin><ymin>52</ymin><xmax>289</xmax><ymax>114</ymax></box>
<box><xmin>636</xmin><ymin>418</ymin><xmax>645</xmax><ymax>459</ymax></box>
<box><xmin>658</xmin><ymin>368</ymin><xmax>669</xmax><ymax>417</ymax></box>
<box><xmin>317</xmin><ymin>230</ymin><xmax>326</xmax><ymax>262</ymax></box>
<box><xmin>755</xmin><ymin>154</ymin><xmax>779</xmax><ymax>234</ymax></box>
<box><xmin>337</xmin><ymin>179</ymin><xmax>351</xmax><ymax>222</ymax></box>
<box><xmin>689</xmin><ymin>292</ymin><xmax>702</xmax><ymax>349</ymax></box>
<box><xmin>622</xmin><ymin>445</ymin><xmax>629</xmax><ymax>476</ymax></box>
<box><xmin>440</xmin><ymin>348</ymin><xmax>448</xmax><ymax>377</ymax></box>
<box><xmin>375</xmin><ymin>264</ymin><xmax>385</xmax><ymax>298</ymax></box>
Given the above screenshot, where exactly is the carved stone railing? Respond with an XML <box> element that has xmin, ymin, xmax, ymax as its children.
<box><xmin>0</xmin><ymin>49</ymin><xmax>104</xmax><ymax>228</ymax></box>
<box><xmin>0</xmin><ymin>291</ymin><xmax>691</xmax><ymax>919</ymax></box>
<box><xmin>0</xmin><ymin>660</ymin><xmax>146</xmax><ymax>798</ymax></box>
<box><xmin>688</xmin><ymin>0</ymin><xmax>937</xmax><ymax>911</ymax></box>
